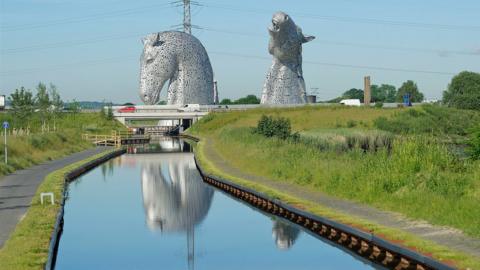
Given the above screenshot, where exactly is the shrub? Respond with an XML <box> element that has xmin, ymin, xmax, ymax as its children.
<box><xmin>346</xmin><ymin>120</ymin><xmax>357</xmax><ymax>128</ymax></box>
<box><xmin>467</xmin><ymin>125</ymin><xmax>480</xmax><ymax>159</ymax></box>
<box><xmin>254</xmin><ymin>115</ymin><xmax>292</xmax><ymax>140</ymax></box>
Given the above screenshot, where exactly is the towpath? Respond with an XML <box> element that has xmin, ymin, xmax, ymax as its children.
<box><xmin>0</xmin><ymin>147</ymin><xmax>109</xmax><ymax>248</ymax></box>
<box><xmin>203</xmin><ymin>137</ymin><xmax>480</xmax><ymax>258</ymax></box>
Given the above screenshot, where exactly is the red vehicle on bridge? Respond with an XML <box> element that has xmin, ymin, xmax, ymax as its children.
<box><xmin>117</xmin><ymin>105</ymin><xmax>136</xmax><ymax>113</ymax></box>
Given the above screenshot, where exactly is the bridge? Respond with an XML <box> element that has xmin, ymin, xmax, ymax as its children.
<box><xmin>112</xmin><ymin>105</ymin><xmax>210</xmax><ymax>130</ymax></box>
<box><xmin>111</xmin><ymin>102</ymin><xmax>412</xmax><ymax>132</ymax></box>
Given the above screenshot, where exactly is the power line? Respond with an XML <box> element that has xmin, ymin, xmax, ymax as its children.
<box><xmin>0</xmin><ymin>50</ymin><xmax>456</xmax><ymax>76</ymax></box>
<box><xmin>1</xmin><ymin>2</ymin><xmax>172</xmax><ymax>32</ymax></box>
<box><xmin>201</xmin><ymin>2</ymin><xmax>480</xmax><ymax>32</ymax></box>
<box><xmin>1</xmin><ymin>33</ymin><xmax>145</xmax><ymax>54</ymax></box>
<box><xmin>208</xmin><ymin>51</ymin><xmax>456</xmax><ymax>75</ymax></box>
<box><xmin>3</xmin><ymin>27</ymin><xmax>478</xmax><ymax>57</ymax></box>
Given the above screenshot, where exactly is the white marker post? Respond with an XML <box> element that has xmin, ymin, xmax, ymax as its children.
<box><xmin>3</xmin><ymin>121</ymin><xmax>8</xmax><ymax>164</ymax></box>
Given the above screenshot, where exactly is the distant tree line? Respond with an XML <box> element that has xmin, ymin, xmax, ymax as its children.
<box><xmin>326</xmin><ymin>71</ymin><xmax>480</xmax><ymax>110</ymax></box>
<box><xmin>219</xmin><ymin>94</ymin><xmax>260</xmax><ymax>105</ymax></box>
<box><xmin>329</xmin><ymin>80</ymin><xmax>424</xmax><ymax>104</ymax></box>
<box><xmin>8</xmin><ymin>83</ymin><xmax>66</xmax><ymax>128</ymax></box>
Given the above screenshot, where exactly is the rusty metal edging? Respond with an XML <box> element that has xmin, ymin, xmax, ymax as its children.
<box><xmin>193</xmin><ymin>155</ymin><xmax>456</xmax><ymax>270</ymax></box>
<box><xmin>45</xmin><ymin>148</ymin><xmax>126</xmax><ymax>270</ymax></box>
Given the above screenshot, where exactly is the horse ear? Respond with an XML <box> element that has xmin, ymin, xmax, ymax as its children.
<box><xmin>141</xmin><ymin>37</ymin><xmax>147</xmax><ymax>45</ymax></box>
<box><xmin>155</xmin><ymin>33</ymin><xmax>160</xmax><ymax>42</ymax></box>
<box><xmin>302</xmin><ymin>35</ymin><xmax>315</xmax><ymax>43</ymax></box>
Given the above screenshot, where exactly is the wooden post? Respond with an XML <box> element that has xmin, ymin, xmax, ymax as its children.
<box><xmin>364</xmin><ymin>76</ymin><xmax>371</xmax><ymax>106</ymax></box>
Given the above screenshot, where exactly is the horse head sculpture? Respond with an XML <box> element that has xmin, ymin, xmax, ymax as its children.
<box><xmin>139</xmin><ymin>31</ymin><xmax>214</xmax><ymax>105</ymax></box>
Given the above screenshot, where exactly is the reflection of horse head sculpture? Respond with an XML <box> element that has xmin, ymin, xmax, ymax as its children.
<box><xmin>140</xmin><ymin>153</ymin><xmax>214</xmax><ymax>232</ymax></box>
<box><xmin>139</xmin><ymin>31</ymin><xmax>214</xmax><ymax>105</ymax></box>
<box><xmin>272</xmin><ymin>219</ymin><xmax>300</xmax><ymax>250</ymax></box>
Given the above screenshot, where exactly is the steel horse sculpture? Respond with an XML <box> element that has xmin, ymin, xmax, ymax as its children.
<box><xmin>261</xmin><ymin>12</ymin><xmax>315</xmax><ymax>104</ymax></box>
<box><xmin>139</xmin><ymin>31</ymin><xmax>214</xmax><ymax>105</ymax></box>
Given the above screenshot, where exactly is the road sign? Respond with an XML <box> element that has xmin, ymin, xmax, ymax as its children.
<box><xmin>3</xmin><ymin>121</ymin><xmax>7</xmax><ymax>164</ymax></box>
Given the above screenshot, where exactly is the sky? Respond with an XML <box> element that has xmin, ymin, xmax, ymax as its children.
<box><xmin>0</xmin><ymin>0</ymin><xmax>479</xmax><ymax>103</ymax></box>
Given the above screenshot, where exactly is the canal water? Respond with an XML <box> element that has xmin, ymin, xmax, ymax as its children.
<box><xmin>55</xmin><ymin>138</ymin><xmax>375</xmax><ymax>270</ymax></box>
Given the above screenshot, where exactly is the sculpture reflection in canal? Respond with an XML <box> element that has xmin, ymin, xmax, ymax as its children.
<box><xmin>138</xmin><ymin>152</ymin><xmax>213</xmax><ymax>270</ymax></box>
<box><xmin>139</xmin><ymin>153</ymin><xmax>214</xmax><ymax>231</ymax></box>
<box><xmin>272</xmin><ymin>219</ymin><xmax>300</xmax><ymax>250</ymax></box>
<box><xmin>135</xmin><ymin>139</ymin><xmax>302</xmax><ymax>269</ymax></box>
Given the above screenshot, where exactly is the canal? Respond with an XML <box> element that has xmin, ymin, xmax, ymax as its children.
<box><xmin>55</xmin><ymin>138</ymin><xmax>376</xmax><ymax>269</ymax></box>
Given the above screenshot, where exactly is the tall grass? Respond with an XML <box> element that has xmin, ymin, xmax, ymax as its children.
<box><xmin>188</xmin><ymin>105</ymin><xmax>480</xmax><ymax>237</ymax></box>
<box><xmin>374</xmin><ymin>105</ymin><xmax>480</xmax><ymax>140</ymax></box>
<box><xmin>214</xmin><ymin>127</ymin><xmax>480</xmax><ymax>237</ymax></box>
<box><xmin>0</xmin><ymin>112</ymin><xmax>125</xmax><ymax>176</ymax></box>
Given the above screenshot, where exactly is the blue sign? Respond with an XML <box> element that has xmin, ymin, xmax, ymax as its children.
<box><xmin>2</xmin><ymin>121</ymin><xmax>9</xmax><ymax>129</ymax></box>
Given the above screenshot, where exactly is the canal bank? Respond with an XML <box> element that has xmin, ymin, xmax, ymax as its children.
<box><xmin>1</xmin><ymin>136</ymin><xmax>475</xmax><ymax>269</ymax></box>
<box><xmin>0</xmin><ymin>148</ymin><xmax>125</xmax><ymax>270</ymax></box>
<box><xmin>190</xmin><ymin>135</ymin><xmax>480</xmax><ymax>269</ymax></box>
<box><xmin>0</xmin><ymin>147</ymin><xmax>113</xmax><ymax>248</ymax></box>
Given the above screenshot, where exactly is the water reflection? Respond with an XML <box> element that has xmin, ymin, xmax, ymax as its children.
<box><xmin>272</xmin><ymin>219</ymin><xmax>300</xmax><ymax>250</ymax></box>
<box><xmin>139</xmin><ymin>153</ymin><xmax>214</xmax><ymax>231</ymax></box>
<box><xmin>55</xmin><ymin>137</ymin><xmax>374</xmax><ymax>269</ymax></box>
<box><xmin>127</xmin><ymin>137</ymin><xmax>192</xmax><ymax>154</ymax></box>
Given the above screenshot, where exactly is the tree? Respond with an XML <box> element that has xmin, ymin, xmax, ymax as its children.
<box><xmin>106</xmin><ymin>103</ymin><xmax>114</xmax><ymax>120</ymax></box>
<box><xmin>371</xmin><ymin>85</ymin><xmax>385</xmax><ymax>102</ymax></box>
<box><xmin>371</xmin><ymin>84</ymin><xmax>397</xmax><ymax>103</ymax></box>
<box><xmin>443</xmin><ymin>71</ymin><xmax>480</xmax><ymax>110</ymax></box>
<box><xmin>396</xmin><ymin>80</ymin><xmax>424</xmax><ymax>103</ymax></box>
<box><xmin>382</xmin><ymin>84</ymin><xmax>397</xmax><ymax>102</ymax></box>
<box><xmin>235</xmin><ymin>94</ymin><xmax>261</xmax><ymax>104</ymax></box>
<box><xmin>35</xmin><ymin>82</ymin><xmax>51</xmax><ymax>129</ymax></box>
<box><xmin>68</xmin><ymin>99</ymin><xmax>81</xmax><ymax>118</ymax></box>
<box><xmin>220</xmin><ymin>98</ymin><xmax>233</xmax><ymax>105</ymax></box>
<box><xmin>9</xmin><ymin>87</ymin><xmax>35</xmax><ymax>124</ymax></box>
<box><xmin>342</xmin><ymin>88</ymin><xmax>364</xmax><ymax>102</ymax></box>
<box><xmin>49</xmin><ymin>83</ymin><xmax>63</xmax><ymax>130</ymax></box>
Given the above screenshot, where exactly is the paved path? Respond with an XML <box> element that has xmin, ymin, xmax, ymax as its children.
<box><xmin>0</xmin><ymin>147</ymin><xmax>109</xmax><ymax>248</ymax></box>
<box><xmin>204</xmin><ymin>138</ymin><xmax>480</xmax><ymax>258</ymax></box>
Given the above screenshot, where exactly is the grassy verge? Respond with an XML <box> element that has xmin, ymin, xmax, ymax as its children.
<box><xmin>194</xmin><ymin>138</ymin><xmax>480</xmax><ymax>270</ymax></box>
<box><xmin>188</xmin><ymin>105</ymin><xmax>480</xmax><ymax>269</ymax></box>
<box><xmin>0</xmin><ymin>113</ymin><xmax>125</xmax><ymax>176</ymax></box>
<box><xmin>0</xmin><ymin>149</ymin><xmax>118</xmax><ymax>270</ymax></box>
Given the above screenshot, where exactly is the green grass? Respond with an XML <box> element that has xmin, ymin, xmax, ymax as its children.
<box><xmin>0</xmin><ymin>113</ymin><xmax>125</xmax><ymax>176</ymax></box>
<box><xmin>0</xmin><ymin>149</ymin><xmax>118</xmax><ymax>270</ymax></box>
<box><xmin>193</xmin><ymin>138</ymin><xmax>480</xmax><ymax>270</ymax></box>
<box><xmin>188</xmin><ymin>105</ymin><xmax>480</xmax><ymax>268</ymax></box>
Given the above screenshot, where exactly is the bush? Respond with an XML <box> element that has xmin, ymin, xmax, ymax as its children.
<box><xmin>255</xmin><ymin>115</ymin><xmax>292</xmax><ymax>140</ymax></box>
<box><xmin>468</xmin><ymin>125</ymin><xmax>480</xmax><ymax>159</ymax></box>
<box><xmin>346</xmin><ymin>120</ymin><xmax>357</xmax><ymax>128</ymax></box>
<box><xmin>374</xmin><ymin>102</ymin><xmax>384</xmax><ymax>108</ymax></box>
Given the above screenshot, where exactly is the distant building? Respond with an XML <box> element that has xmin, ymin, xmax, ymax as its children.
<box><xmin>306</xmin><ymin>95</ymin><xmax>317</xmax><ymax>103</ymax></box>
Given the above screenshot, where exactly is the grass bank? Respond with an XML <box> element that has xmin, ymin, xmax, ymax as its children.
<box><xmin>0</xmin><ymin>149</ymin><xmax>118</xmax><ymax>270</ymax></box>
<box><xmin>0</xmin><ymin>113</ymin><xmax>125</xmax><ymax>176</ymax></box>
<box><xmin>188</xmin><ymin>105</ymin><xmax>480</xmax><ymax>268</ymax></box>
<box><xmin>193</xmin><ymin>139</ymin><xmax>480</xmax><ymax>270</ymax></box>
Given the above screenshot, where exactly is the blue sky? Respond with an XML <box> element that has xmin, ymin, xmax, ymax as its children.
<box><xmin>1</xmin><ymin>0</ymin><xmax>479</xmax><ymax>103</ymax></box>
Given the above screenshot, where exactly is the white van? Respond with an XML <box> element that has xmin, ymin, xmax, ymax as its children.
<box><xmin>339</xmin><ymin>99</ymin><xmax>361</xmax><ymax>106</ymax></box>
<box><xmin>178</xmin><ymin>104</ymin><xmax>200</xmax><ymax>112</ymax></box>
